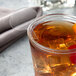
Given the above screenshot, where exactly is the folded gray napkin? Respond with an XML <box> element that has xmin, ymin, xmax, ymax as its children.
<box><xmin>0</xmin><ymin>7</ymin><xmax>43</xmax><ymax>52</ymax></box>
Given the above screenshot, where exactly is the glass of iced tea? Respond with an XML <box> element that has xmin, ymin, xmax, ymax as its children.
<box><xmin>27</xmin><ymin>14</ymin><xmax>76</xmax><ymax>76</ymax></box>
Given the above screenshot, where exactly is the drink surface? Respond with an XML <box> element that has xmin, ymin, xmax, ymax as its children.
<box><xmin>33</xmin><ymin>21</ymin><xmax>76</xmax><ymax>50</ymax></box>
<box><xmin>30</xmin><ymin>21</ymin><xmax>76</xmax><ymax>76</ymax></box>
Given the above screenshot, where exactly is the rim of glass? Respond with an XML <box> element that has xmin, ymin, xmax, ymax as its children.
<box><xmin>27</xmin><ymin>13</ymin><xmax>76</xmax><ymax>54</ymax></box>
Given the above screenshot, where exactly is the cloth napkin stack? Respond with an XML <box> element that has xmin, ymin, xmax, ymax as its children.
<box><xmin>0</xmin><ymin>7</ymin><xmax>43</xmax><ymax>52</ymax></box>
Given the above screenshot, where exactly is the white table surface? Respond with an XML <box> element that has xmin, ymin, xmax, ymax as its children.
<box><xmin>0</xmin><ymin>0</ymin><xmax>76</xmax><ymax>76</ymax></box>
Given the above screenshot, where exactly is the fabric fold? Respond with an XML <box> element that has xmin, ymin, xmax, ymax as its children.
<box><xmin>0</xmin><ymin>7</ymin><xmax>38</xmax><ymax>33</ymax></box>
<box><xmin>0</xmin><ymin>7</ymin><xmax>43</xmax><ymax>52</ymax></box>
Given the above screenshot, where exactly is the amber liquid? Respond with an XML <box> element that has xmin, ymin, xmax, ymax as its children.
<box><xmin>30</xmin><ymin>21</ymin><xmax>76</xmax><ymax>76</ymax></box>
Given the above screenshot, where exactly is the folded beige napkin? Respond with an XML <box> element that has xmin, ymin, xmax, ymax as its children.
<box><xmin>0</xmin><ymin>7</ymin><xmax>43</xmax><ymax>52</ymax></box>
